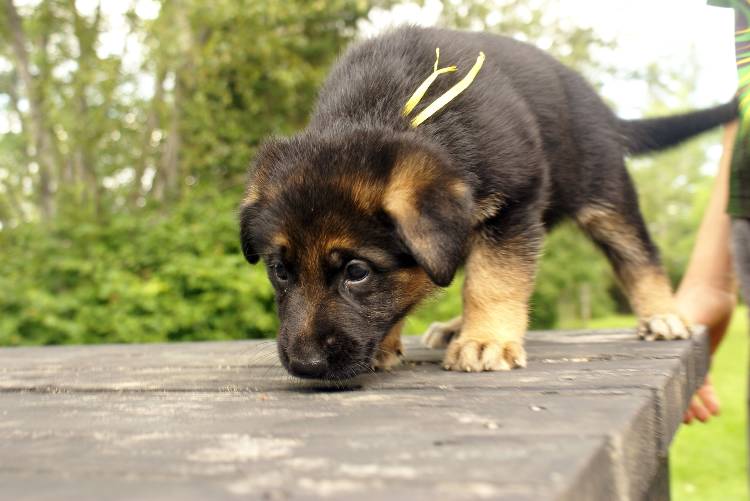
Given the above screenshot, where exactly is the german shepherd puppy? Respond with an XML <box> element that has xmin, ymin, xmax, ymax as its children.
<box><xmin>239</xmin><ymin>27</ymin><xmax>736</xmax><ymax>380</ymax></box>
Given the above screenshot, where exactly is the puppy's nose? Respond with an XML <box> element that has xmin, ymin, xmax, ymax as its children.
<box><xmin>289</xmin><ymin>356</ymin><xmax>327</xmax><ymax>379</ymax></box>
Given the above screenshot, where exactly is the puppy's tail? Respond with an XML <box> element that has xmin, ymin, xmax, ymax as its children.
<box><xmin>619</xmin><ymin>97</ymin><xmax>738</xmax><ymax>155</ymax></box>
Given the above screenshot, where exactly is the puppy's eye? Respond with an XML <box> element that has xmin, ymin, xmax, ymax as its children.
<box><xmin>273</xmin><ymin>263</ymin><xmax>289</xmax><ymax>282</ymax></box>
<box><xmin>344</xmin><ymin>260</ymin><xmax>370</xmax><ymax>283</ymax></box>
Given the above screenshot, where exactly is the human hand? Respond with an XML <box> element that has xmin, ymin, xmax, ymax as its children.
<box><xmin>676</xmin><ymin>285</ymin><xmax>735</xmax><ymax>424</ymax></box>
<box><xmin>683</xmin><ymin>375</ymin><xmax>720</xmax><ymax>424</ymax></box>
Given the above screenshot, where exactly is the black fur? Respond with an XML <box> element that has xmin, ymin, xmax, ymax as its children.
<box><xmin>240</xmin><ymin>26</ymin><xmax>736</xmax><ymax>379</ymax></box>
<box><xmin>620</xmin><ymin>98</ymin><xmax>738</xmax><ymax>154</ymax></box>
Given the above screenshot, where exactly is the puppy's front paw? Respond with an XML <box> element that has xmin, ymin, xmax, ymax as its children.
<box><xmin>638</xmin><ymin>314</ymin><xmax>691</xmax><ymax>341</ymax></box>
<box><xmin>443</xmin><ymin>336</ymin><xmax>526</xmax><ymax>372</ymax></box>
<box><xmin>421</xmin><ymin>318</ymin><xmax>461</xmax><ymax>349</ymax></box>
<box><xmin>373</xmin><ymin>341</ymin><xmax>403</xmax><ymax>372</ymax></box>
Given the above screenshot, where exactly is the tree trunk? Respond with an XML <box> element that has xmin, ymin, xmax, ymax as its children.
<box><xmin>5</xmin><ymin>0</ymin><xmax>58</xmax><ymax>220</ymax></box>
<box><xmin>132</xmin><ymin>66</ymin><xmax>166</xmax><ymax>204</ymax></box>
<box><xmin>160</xmin><ymin>75</ymin><xmax>182</xmax><ymax>201</ymax></box>
<box><xmin>69</xmin><ymin>0</ymin><xmax>103</xmax><ymax>215</ymax></box>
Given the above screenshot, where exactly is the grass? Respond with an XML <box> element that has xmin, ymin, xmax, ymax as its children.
<box><xmin>671</xmin><ymin>307</ymin><xmax>748</xmax><ymax>500</ymax></box>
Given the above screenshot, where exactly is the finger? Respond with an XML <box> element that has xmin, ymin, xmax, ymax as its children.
<box><xmin>697</xmin><ymin>384</ymin><xmax>720</xmax><ymax>416</ymax></box>
<box><xmin>683</xmin><ymin>408</ymin><xmax>695</xmax><ymax>424</ymax></box>
<box><xmin>691</xmin><ymin>399</ymin><xmax>711</xmax><ymax>423</ymax></box>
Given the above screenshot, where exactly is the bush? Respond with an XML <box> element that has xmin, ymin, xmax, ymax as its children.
<box><xmin>0</xmin><ymin>189</ymin><xmax>277</xmax><ymax>346</ymax></box>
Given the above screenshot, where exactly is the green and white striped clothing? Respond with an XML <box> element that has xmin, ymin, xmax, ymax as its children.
<box><xmin>709</xmin><ymin>0</ymin><xmax>750</xmax><ymax>217</ymax></box>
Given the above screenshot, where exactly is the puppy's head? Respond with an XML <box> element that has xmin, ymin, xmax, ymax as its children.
<box><xmin>239</xmin><ymin>129</ymin><xmax>473</xmax><ymax>379</ymax></box>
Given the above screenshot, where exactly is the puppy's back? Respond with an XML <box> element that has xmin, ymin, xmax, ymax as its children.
<box><xmin>310</xmin><ymin>27</ymin><xmax>583</xmax><ymax>134</ymax></box>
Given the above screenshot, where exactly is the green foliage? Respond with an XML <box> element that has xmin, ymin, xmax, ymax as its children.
<box><xmin>0</xmin><ymin>188</ymin><xmax>276</xmax><ymax>345</ymax></box>
<box><xmin>533</xmin><ymin>223</ymin><xmax>617</xmax><ymax>328</ymax></box>
<box><xmin>403</xmin><ymin>272</ymin><xmax>464</xmax><ymax>336</ymax></box>
<box><xmin>153</xmin><ymin>0</ymin><xmax>374</xmax><ymax>182</ymax></box>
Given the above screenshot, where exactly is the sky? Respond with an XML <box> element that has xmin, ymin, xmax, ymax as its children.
<box><xmin>359</xmin><ymin>0</ymin><xmax>738</xmax><ymax>118</ymax></box>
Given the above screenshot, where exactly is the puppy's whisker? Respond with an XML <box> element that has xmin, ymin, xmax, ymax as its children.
<box><xmin>261</xmin><ymin>361</ymin><xmax>284</xmax><ymax>379</ymax></box>
<box><xmin>249</xmin><ymin>353</ymin><xmax>279</xmax><ymax>370</ymax></box>
<box><xmin>241</xmin><ymin>340</ymin><xmax>275</xmax><ymax>352</ymax></box>
<box><xmin>242</xmin><ymin>341</ymin><xmax>277</xmax><ymax>360</ymax></box>
<box><xmin>247</xmin><ymin>344</ymin><xmax>277</xmax><ymax>359</ymax></box>
<box><xmin>246</xmin><ymin>348</ymin><xmax>280</xmax><ymax>368</ymax></box>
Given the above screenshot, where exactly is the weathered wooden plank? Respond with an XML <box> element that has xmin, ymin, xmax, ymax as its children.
<box><xmin>0</xmin><ymin>389</ymin><xmax>646</xmax><ymax>500</ymax></box>
<box><xmin>0</xmin><ymin>436</ymin><xmax>612</xmax><ymax>501</ymax></box>
<box><xmin>0</xmin><ymin>351</ymin><xmax>689</xmax><ymax>454</ymax></box>
<box><xmin>0</xmin><ymin>329</ymin><xmax>705</xmax><ymax>454</ymax></box>
<box><xmin>0</xmin><ymin>328</ymin><xmax>708</xmax><ymax>500</ymax></box>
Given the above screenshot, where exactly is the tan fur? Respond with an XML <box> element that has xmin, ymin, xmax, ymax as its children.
<box><xmin>443</xmin><ymin>237</ymin><xmax>536</xmax><ymax>371</ymax></box>
<box><xmin>473</xmin><ymin>193</ymin><xmax>505</xmax><ymax>223</ymax></box>
<box><xmin>297</xmin><ymin>233</ymin><xmax>356</xmax><ymax>278</ymax></box>
<box><xmin>337</xmin><ymin>176</ymin><xmax>382</xmax><ymax>213</ymax></box>
<box><xmin>619</xmin><ymin>265</ymin><xmax>677</xmax><ymax>318</ymax></box>
<box><xmin>392</xmin><ymin>267</ymin><xmax>437</xmax><ymax>308</ymax></box>
<box><xmin>575</xmin><ymin>205</ymin><xmax>690</xmax><ymax>339</ymax></box>
<box><xmin>321</xmin><ymin>235</ymin><xmax>357</xmax><ymax>254</ymax></box>
<box><xmin>373</xmin><ymin>267</ymin><xmax>434</xmax><ymax>369</ymax></box>
<box><xmin>576</xmin><ymin>206</ymin><xmax>650</xmax><ymax>265</ymax></box>
<box><xmin>448</xmin><ymin>179</ymin><xmax>469</xmax><ymax>200</ymax></box>
<box><xmin>375</xmin><ymin>319</ymin><xmax>404</xmax><ymax>371</ymax></box>
<box><xmin>243</xmin><ymin>166</ymin><xmax>276</xmax><ymax>207</ymax></box>
<box><xmin>620</xmin><ymin>266</ymin><xmax>690</xmax><ymax>339</ymax></box>
<box><xmin>381</xmin><ymin>151</ymin><xmax>477</xmax><ymax>282</ymax></box>
<box><xmin>383</xmin><ymin>154</ymin><xmax>432</xmax><ymax>222</ymax></box>
<box><xmin>575</xmin><ymin>206</ymin><xmax>676</xmax><ymax>316</ymax></box>
<box><xmin>242</xmin><ymin>184</ymin><xmax>261</xmax><ymax>206</ymax></box>
<box><xmin>271</xmin><ymin>233</ymin><xmax>289</xmax><ymax>249</ymax></box>
<box><xmin>383</xmin><ymin>151</ymin><xmax>462</xmax><ymax>222</ymax></box>
<box><xmin>422</xmin><ymin>315</ymin><xmax>462</xmax><ymax>349</ymax></box>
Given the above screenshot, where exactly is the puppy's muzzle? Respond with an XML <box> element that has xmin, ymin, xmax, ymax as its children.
<box><xmin>286</xmin><ymin>341</ymin><xmax>328</xmax><ymax>379</ymax></box>
<box><xmin>288</xmin><ymin>354</ymin><xmax>327</xmax><ymax>378</ymax></box>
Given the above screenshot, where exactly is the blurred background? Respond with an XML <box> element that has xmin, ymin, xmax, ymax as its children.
<box><xmin>0</xmin><ymin>0</ymin><xmax>746</xmax><ymax>498</ymax></box>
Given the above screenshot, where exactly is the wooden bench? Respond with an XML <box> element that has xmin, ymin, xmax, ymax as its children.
<box><xmin>0</xmin><ymin>328</ymin><xmax>708</xmax><ymax>500</ymax></box>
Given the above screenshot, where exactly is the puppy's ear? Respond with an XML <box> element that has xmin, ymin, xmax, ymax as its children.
<box><xmin>239</xmin><ymin>203</ymin><xmax>261</xmax><ymax>264</ymax></box>
<box><xmin>239</xmin><ymin>138</ymin><xmax>290</xmax><ymax>264</ymax></box>
<box><xmin>383</xmin><ymin>144</ymin><xmax>473</xmax><ymax>287</ymax></box>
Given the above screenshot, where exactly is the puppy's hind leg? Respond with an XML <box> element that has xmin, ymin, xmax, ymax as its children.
<box><xmin>575</xmin><ymin>201</ymin><xmax>691</xmax><ymax>340</ymax></box>
<box><xmin>422</xmin><ymin>316</ymin><xmax>462</xmax><ymax>349</ymax></box>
